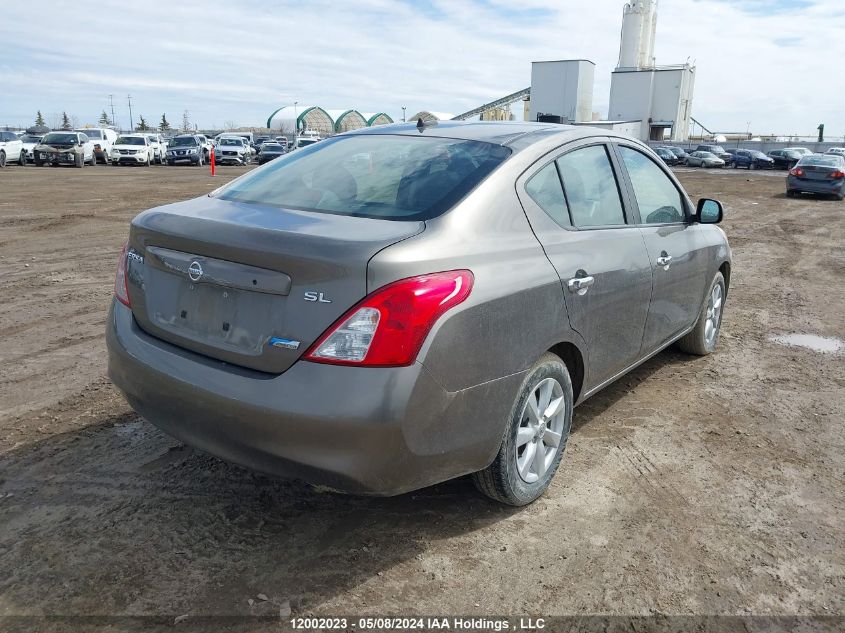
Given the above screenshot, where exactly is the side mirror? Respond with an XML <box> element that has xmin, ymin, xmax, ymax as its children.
<box><xmin>696</xmin><ymin>198</ymin><xmax>723</xmax><ymax>224</ymax></box>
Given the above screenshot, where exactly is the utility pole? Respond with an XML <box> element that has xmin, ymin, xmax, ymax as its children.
<box><xmin>402</xmin><ymin>106</ymin><xmax>406</xmax><ymax>123</ymax></box>
<box><xmin>109</xmin><ymin>94</ymin><xmax>117</xmax><ymax>128</ymax></box>
<box><xmin>127</xmin><ymin>94</ymin><xmax>134</xmax><ymax>131</ymax></box>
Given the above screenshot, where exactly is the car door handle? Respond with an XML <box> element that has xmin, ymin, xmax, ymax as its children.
<box><xmin>656</xmin><ymin>254</ymin><xmax>673</xmax><ymax>267</ymax></box>
<box><xmin>567</xmin><ymin>275</ymin><xmax>595</xmax><ymax>293</ymax></box>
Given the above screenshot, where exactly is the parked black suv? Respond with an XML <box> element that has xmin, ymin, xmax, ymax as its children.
<box><xmin>768</xmin><ymin>149</ymin><xmax>803</xmax><ymax>170</ymax></box>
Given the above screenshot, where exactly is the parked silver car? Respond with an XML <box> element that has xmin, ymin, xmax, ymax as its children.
<box><xmin>686</xmin><ymin>151</ymin><xmax>725</xmax><ymax>168</ymax></box>
<box><xmin>107</xmin><ymin>122</ymin><xmax>731</xmax><ymax>505</ymax></box>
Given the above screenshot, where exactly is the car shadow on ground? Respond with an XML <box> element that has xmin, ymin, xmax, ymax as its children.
<box><xmin>0</xmin><ymin>349</ymin><xmax>695</xmax><ymax>622</ymax></box>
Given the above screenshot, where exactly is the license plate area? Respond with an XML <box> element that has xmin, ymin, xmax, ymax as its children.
<box><xmin>146</xmin><ymin>268</ymin><xmax>283</xmax><ymax>357</ymax></box>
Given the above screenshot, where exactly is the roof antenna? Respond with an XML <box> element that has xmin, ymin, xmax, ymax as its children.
<box><xmin>416</xmin><ymin>117</ymin><xmax>437</xmax><ymax>133</ymax></box>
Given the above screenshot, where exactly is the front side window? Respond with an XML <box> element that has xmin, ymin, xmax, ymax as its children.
<box><xmin>556</xmin><ymin>145</ymin><xmax>625</xmax><ymax>228</ymax></box>
<box><xmin>619</xmin><ymin>146</ymin><xmax>685</xmax><ymax>225</ymax></box>
<box><xmin>217</xmin><ymin>135</ymin><xmax>511</xmax><ymax>221</ymax></box>
<box><xmin>525</xmin><ymin>162</ymin><xmax>569</xmax><ymax>227</ymax></box>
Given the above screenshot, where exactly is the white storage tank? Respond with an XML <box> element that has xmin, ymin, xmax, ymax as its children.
<box><xmin>618</xmin><ymin>0</ymin><xmax>657</xmax><ymax>69</ymax></box>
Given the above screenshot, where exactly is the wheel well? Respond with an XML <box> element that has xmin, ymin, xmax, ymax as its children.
<box><xmin>719</xmin><ymin>261</ymin><xmax>731</xmax><ymax>294</ymax></box>
<box><xmin>548</xmin><ymin>342</ymin><xmax>585</xmax><ymax>403</ymax></box>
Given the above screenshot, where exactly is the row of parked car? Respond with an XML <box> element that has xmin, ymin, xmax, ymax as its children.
<box><xmin>0</xmin><ymin>128</ymin><xmax>319</xmax><ymax>169</ymax></box>
<box><xmin>653</xmin><ymin>144</ymin><xmax>845</xmax><ymax>171</ymax></box>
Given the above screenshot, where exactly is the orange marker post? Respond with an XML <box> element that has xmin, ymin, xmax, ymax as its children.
<box><xmin>210</xmin><ymin>147</ymin><xmax>215</xmax><ymax>176</ymax></box>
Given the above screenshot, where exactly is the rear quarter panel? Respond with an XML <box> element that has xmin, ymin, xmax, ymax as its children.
<box><xmin>367</xmin><ymin>153</ymin><xmax>584</xmax><ymax>394</ymax></box>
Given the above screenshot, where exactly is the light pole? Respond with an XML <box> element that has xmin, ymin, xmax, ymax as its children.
<box><xmin>127</xmin><ymin>94</ymin><xmax>134</xmax><ymax>131</ymax></box>
<box><xmin>293</xmin><ymin>101</ymin><xmax>298</xmax><ymax>147</ymax></box>
<box><xmin>402</xmin><ymin>106</ymin><xmax>406</xmax><ymax>123</ymax></box>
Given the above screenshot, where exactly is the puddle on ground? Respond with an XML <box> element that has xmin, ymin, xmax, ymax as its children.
<box><xmin>768</xmin><ymin>333</ymin><xmax>844</xmax><ymax>354</ymax></box>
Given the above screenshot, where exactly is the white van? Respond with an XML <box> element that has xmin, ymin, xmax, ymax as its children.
<box><xmin>75</xmin><ymin>128</ymin><xmax>118</xmax><ymax>164</ymax></box>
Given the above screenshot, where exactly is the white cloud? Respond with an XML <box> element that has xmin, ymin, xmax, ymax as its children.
<box><xmin>0</xmin><ymin>0</ymin><xmax>842</xmax><ymax>138</ymax></box>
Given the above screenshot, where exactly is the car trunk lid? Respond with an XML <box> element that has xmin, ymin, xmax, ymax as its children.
<box><xmin>126</xmin><ymin>196</ymin><xmax>423</xmax><ymax>373</ymax></box>
<box><xmin>798</xmin><ymin>164</ymin><xmax>839</xmax><ymax>180</ymax></box>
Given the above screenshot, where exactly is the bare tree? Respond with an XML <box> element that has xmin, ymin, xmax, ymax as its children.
<box><xmin>223</xmin><ymin>120</ymin><xmax>238</xmax><ymax>131</ymax></box>
<box><xmin>181</xmin><ymin>110</ymin><xmax>191</xmax><ymax>132</ymax></box>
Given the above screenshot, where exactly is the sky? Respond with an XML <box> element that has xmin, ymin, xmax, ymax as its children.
<box><xmin>1</xmin><ymin>0</ymin><xmax>843</xmax><ymax>138</ymax></box>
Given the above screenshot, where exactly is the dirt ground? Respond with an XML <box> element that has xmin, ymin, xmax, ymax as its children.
<box><xmin>0</xmin><ymin>163</ymin><xmax>843</xmax><ymax>631</ymax></box>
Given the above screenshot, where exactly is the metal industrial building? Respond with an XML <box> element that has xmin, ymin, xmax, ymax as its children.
<box><xmin>435</xmin><ymin>0</ymin><xmax>696</xmax><ymax>142</ymax></box>
<box><xmin>266</xmin><ymin>106</ymin><xmax>393</xmax><ymax>136</ymax></box>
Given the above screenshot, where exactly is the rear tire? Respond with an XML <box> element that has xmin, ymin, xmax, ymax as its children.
<box><xmin>786</xmin><ymin>190</ymin><xmax>796</xmax><ymax>197</ymax></box>
<box><xmin>0</xmin><ymin>150</ymin><xmax>6</xmax><ymax>168</ymax></box>
<box><xmin>677</xmin><ymin>272</ymin><xmax>726</xmax><ymax>356</ymax></box>
<box><xmin>89</xmin><ymin>152</ymin><xmax>97</xmax><ymax>166</ymax></box>
<box><xmin>472</xmin><ymin>353</ymin><xmax>573</xmax><ymax>506</ymax></box>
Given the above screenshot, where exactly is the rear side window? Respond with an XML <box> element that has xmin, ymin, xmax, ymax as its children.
<box><xmin>619</xmin><ymin>146</ymin><xmax>685</xmax><ymax>224</ymax></box>
<box><xmin>217</xmin><ymin>135</ymin><xmax>511</xmax><ymax>221</ymax></box>
<box><xmin>556</xmin><ymin>145</ymin><xmax>626</xmax><ymax>228</ymax></box>
<box><xmin>525</xmin><ymin>162</ymin><xmax>569</xmax><ymax>227</ymax></box>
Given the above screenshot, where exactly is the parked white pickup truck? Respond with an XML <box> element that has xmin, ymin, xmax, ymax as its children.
<box><xmin>0</xmin><ymin>131</ymin><xmax>26</xmax><ymax>167</ymax></box>
<box><xmin>75</xmin><ymin>128</ymin><xmax>117</xmax><ymax>164</ymax></box>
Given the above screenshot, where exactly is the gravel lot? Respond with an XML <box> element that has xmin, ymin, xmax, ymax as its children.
<box><xmin>0</xmin><ymin>164</ymin><xmax>843</xmax><ymax>631</ymax></box>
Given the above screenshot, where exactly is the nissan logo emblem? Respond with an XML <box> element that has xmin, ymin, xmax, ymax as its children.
<box><xmin>188</xmin><ymin>260</ymin><xmax>203</xmax><ymax>282</ymax></box>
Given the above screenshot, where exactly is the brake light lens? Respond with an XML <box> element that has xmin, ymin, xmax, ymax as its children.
<box><xmin>305</xmin><ymin>270</ymin><xmax>474</xmax><ymax>367</ymax></box>
<box><xmin>829</xmin><ymin>169</ymin><xmax>845</xmax><ymax>179</ymax></box>
<box><xmin>789</xmin><ymin>167</ymin><xmax>804</xmax><ymax>177</ymax></box>
<box><xmin>113</xmin><ymin>241</ymin><xmax>131</xmax><ymax>307</ymax></box>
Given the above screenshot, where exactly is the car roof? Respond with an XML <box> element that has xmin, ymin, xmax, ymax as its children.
<box><xmin>345</xmin><ymin>120</ymin><xmax>641</xmax><ymax>154</ymax></box>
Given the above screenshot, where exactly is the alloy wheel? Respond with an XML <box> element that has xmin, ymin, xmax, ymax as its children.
<box><xmin>704</xmin><ymin>283</ymin><xmax>723</xmax><ymax>347</ymax></box>
<box><xmin>515</xmin><ymin>377</ymin><xmax>566</xmax><ymax>483</ymax></box>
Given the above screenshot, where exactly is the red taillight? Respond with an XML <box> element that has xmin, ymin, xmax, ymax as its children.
<box><xmin>305</xmin><ymin>270</ymin><xmax>474</xmax><ymax>367</ymax></box>
<box><xmin>789</xmin><ymin>167</ymin><xmax>804</xmax><ymax>177</ymax></box>
<box><xmin>829</xmin><ymin>169</ymin><xmax>845</xmax><ymax>179</ymax></box>
<box><xmin>113</xmin><ymin>241</ymin><xmax>131</xmax><ymax>307</ymax></box>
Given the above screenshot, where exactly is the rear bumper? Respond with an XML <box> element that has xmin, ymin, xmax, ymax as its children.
<box><xmin>787</xmin><ymin>177</ymin><xmax>845</xmax><ymax>195</ymax></box>
<box><xmin>106</xmin><ymin>301</ymin><xmax>517</xmax><ymax>495</ymax></box>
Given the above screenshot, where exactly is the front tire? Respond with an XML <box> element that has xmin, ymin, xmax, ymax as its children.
<box><xmin>0</xmin><ymin>150</ymin><xmax>6</xmax><ymax>168</ymax></box>
<box><xmin>677</xmin><ymin>272</ymin><xmax>726</xmax><ymax>356</ymax></box>
<box><xmin>472</xmin><ymin>353</ymin><xmax>573</xmax><ymax>506</ymax></box>
<box><xmin>76</xmin><ymin>152</ymin><xmax>84</xmax><ymax>168</ymax></box>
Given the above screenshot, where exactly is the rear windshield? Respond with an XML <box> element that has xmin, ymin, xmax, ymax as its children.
<box><xmin>798</xmin><ymin>155</ymin><xmax>843</xmax><ymax>167</ymax></box>
<box><xmin>216</xmin><ymin>135</ymin><xmax>512</xmax><ymax>221</ymax></box>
